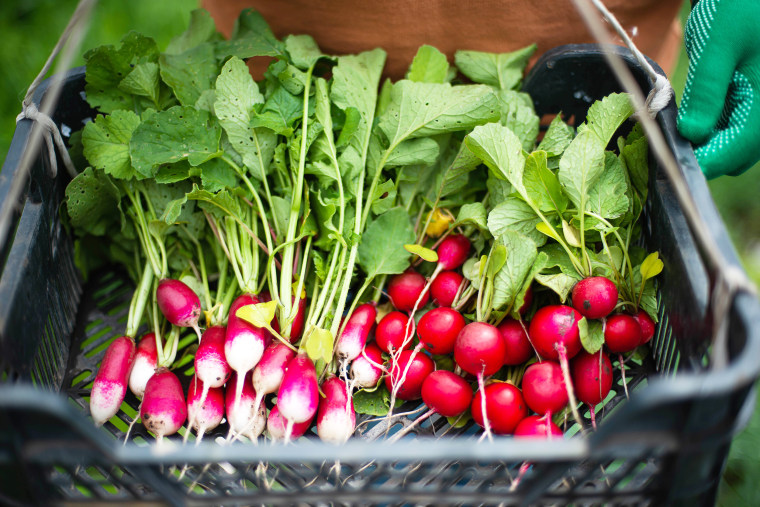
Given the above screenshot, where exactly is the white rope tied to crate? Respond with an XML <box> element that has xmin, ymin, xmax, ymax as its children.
<box><xmin>15</xmin><ymin>102</ymin><xmax>77</xmax><ymax>179</ymax></box>
<box><xmin>570</xmin><ymin>0</ymin><xmax>757</xmax><ymax>369</ymax></box>
<box><xmin>0</xmin><ymin>0</ymin><xmax>96</xmax><ymax>255</ymax></box>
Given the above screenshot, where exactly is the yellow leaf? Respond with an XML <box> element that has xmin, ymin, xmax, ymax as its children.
<box><xmin>425</xmin><ymin>208</ymin><xmax>451</xmax><ymax>237</ymax></box>
<box><xmin>536</xmin><ymin>222</ymin><xmax>562</xmax><ymax>242</ymax></box>
<box><xmin>640</xmin><ymin>252</ymin><xmax>664</xmax><ymax>281</ymax></box>
<box><xmin>562</xmin><ymin>220</ymin><xmax>582</xmax><ymax>248</ymax></box>
<box><xmin>304</xmin><ymin>327</ymin><xmax>334</xmax><ymax>364</ymax></box>
<box><xmin>404</xmin><ymin>243</ymin><xmax>439</xmax><ymax>263</ymax></box>
<box><xmin>236</xmin><ymin>300</ymin><xmax>278</xmax><ymax>328</ymax></box>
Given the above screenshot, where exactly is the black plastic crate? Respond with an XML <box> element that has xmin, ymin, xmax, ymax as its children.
<box><xmin>1</xmin><ymin>44</ymin><xmax>759</xmax><ymax>507</ymax></box>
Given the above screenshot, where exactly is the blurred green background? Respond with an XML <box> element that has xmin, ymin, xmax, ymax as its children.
<box><xmin>0</xmin><ymin>0</ymin><xmax>758</xmax><ymax>504</ymax></box>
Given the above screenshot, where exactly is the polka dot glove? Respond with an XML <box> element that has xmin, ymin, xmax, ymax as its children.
<box><xmin>677</xmin><ymin>0</ymin><xmax>760</xmax><ymax>178</ymax></box>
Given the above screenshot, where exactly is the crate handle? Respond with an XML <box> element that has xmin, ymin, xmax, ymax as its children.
<box><xmin>0</xmin><ymin>0</ymin><xmax>95</xmax><ymax>260</ymax></box>
<box><xmin>571</xmin><ymin>0</ymin><xmax>758</xmax><ymax>369</ymax></box>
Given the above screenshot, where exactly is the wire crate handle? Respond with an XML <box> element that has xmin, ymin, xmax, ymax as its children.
<box><xmin>571</xmin><ymin>0</ymin><xmax>758</xmax><ymax>369</ymax></box>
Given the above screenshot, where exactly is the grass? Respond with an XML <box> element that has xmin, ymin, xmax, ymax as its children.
<box><xmin>0</xmin><ymin>0</ymin><xmax>758</xmax><ymax>504</ymax></box>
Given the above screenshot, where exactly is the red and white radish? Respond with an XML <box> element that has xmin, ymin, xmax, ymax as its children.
<box><xmin>140</xmin><ymin>367</ymin><xmax>187</xmax><ymax>440</ymax></box>
<box><xmin>225</xmin><ymin>293</ymin><xmax>268</xmax><ymax>411</ymax></box>
<box><xmin>90</xmin><ymin>335</ymin><xmax>136</xmax><ymax>426</ymax></box>
<box><xmin>316</xmin><ymin>375</ymin><xmax>356</xmax><ymax>444</ymax></box>
<box><xmin>267</xmin><ymin>404</ymin><xmax>312</xmax><ymax>441</ymax></box>
<box><xmin>571</xmin><ymin>350</ymin><xmax>613</xmax><ymax>429</ymax></box>
<box><xmin>431</xmin><ymin>270</ymin><xmax>464</xmax><ymax>307</ymax></box>
<box><xmin>156</xmin><ymin>278</ymin><xmax>203</xmax><ymax>340</ymax></box>
<box><xmin>498</xmin><ymin>318</ymin><xmax>534</xmax><ymax>366</ymax></box>
<box><xmin>571</xmin><ymin>276</ymin><xmax>618</xmax><ymax>319</ymax></box>
<box><xmin>277</xmin><ymin>352</ymin><xmax>319</xmax><ymax>439</ymax></box>
<box><xmin>195</xmin><ymin>325</ymin><xmax>231</xmax><ymax>406</ymax></box>
<box><xmin>384</xmin><ymin>349</ymin><xmax>435</xmax><ymax>401</ymax></box>
<box><xmin>417</xmin><ymin>307</ymin><xmax>466</xmax><ymax>356</ymax></box>
<box><xmin>187</xmin><ymin>374</ymin><xmax>224</xmax><ymax>442</ymax></box>
<box><xmin>521</xmin><ymin>361</ymin><xmax>568</xmax><ymax>417</ymax></box>
<box><xmin>335</xmin><ymin>303</ymin><xmax>377</xmax><ymax>361</ymax></box>
<box><xmin>350</xmin><ymin>342</ymin><xmax>385</xmax><ymax>389</ymax></box>
<box><xmin>375</xmin><ymin>311</ymin><xmax>413</xmax><ymax>354</ymax></box>
<box><xmin>128</xmin><ymin>333</ymin><xmax>157</xmax><ymax>399</ymax></box>
<box><xmin>252</xmin><ymin>341</ymin><xmax>296</xmax><ymax>410</ymax></box>
<box><xmin>471</xmin><ymin>381</ymin><xmax>528</xmax><ymax>436</ymax></box>
<box><xmin>225</xmin><ymin>371</ymin><xmax>266</xmax><ymax>441</ymax></box>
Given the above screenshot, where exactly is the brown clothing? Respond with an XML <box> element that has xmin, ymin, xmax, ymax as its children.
<box><xmin>202</xmin><ymin>0</ymin><xmax>683</xmax><ymax>79</ymax></box>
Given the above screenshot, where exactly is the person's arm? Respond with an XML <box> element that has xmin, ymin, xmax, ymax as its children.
<box><xmin>677</xmin><ymin>0</ymin><xmax>760</xmax><ymax>178</ymax></box>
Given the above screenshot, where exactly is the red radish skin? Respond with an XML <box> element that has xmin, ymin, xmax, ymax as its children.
<box><xmin>225</xmin><ymin>372</ymin><xmax>266</xmax><ymax>440</ymax></box>
<box><xmin>571</xmin><ymin>350</ymin><xmax>613</xmax><ymax>429</ymax></box>
<box><xmin>225</xmin><ymin>294</ymin><xmax>268</xmax><ymax>411</ymax></box>
<box><xmin>528</xmin><ymin>305</ymin><xmax>582</xmax><ymax>361</ymax></box>
<box><xmin>187</xmin><ymin>375</ymin><xmax>224</xmax><ymax>438</ymax></box>
<box><xmin>421</xmin><ymin>370</ymin><xmax>473</xmax><ymax>417</ymax></box>
<box><xmin>436</xmin><ymin>234</ymin><xmax>471</xmax><ymax>270</ymax></box>
<box><xmin>498</xmin><ymin>318</ymin><xmax>534</xmax><ymax>366</ymax></box>
<box><xmin>375</xmin><ymin>311</ymin><xmax>413</xmax><ymax>354</ymax></box>
<box><xmin>518</xmin><ymin>285</ymin><xmax>534</xmax><ymax>316</ymax></box>
<box><xmin>604</xmin><ymin>314</ymin><xmax>643</xmax><ymax>353</ymax></box>
<box><xmin>335</xmin><ymin>303</ymin><xmax>377</xmax><ymax>361</ymax></box>
<box><xmin>514</xmin><ymin>415</ymin><xmax>563</xmax><ymax>439</ymax></box>
<box><xmin>350</xmin><ymin>342</ymin><xmax>385</xmax><ymax>388</ymax></box>
<box><xmin>522</xmin><ymin>361</ymin><xmax>569</xmax><ymax>416</ymax></box>
<box><xmin>91</xmin><ymin>335</ymin><xmax>136</xmax><ymax>426</ymax></box>
<box><xmin>129</xmin><ymin>333</ymin><xmax>158</xmax><ymax>399</ymax></box>
<box><xmin>317</xmin><ymin>376</ymin><xmax>356</xmax><ymax>444</ymax></box>
<box><xmin>156</xmin><ymin>278</ymin><xmax>202</xmax><ymax>338</ymax></box>
<box><xmin>571</xmin><ymin>277</ymin><xmax>619</xmax><ymax>319</ymax></box>
<box><xmin>195</xmin><ymin>326</ymin><xmax>231</xmax><ymax>403</ymax></box>
<box><xmin>140</xmin><ymin>368</ymin><xmax>187</xmax><ymax>439</ymax></box>
<box><xmin>287</xmin><ymin>295</ymin><xmax>307</xmax><ymax>343</ymax></box>
<box><xmin>268</xmin><ymin>404</ymin><xmax>312</xmax><ymax>441</ymax></box>
<box><xmin>417</xmin><ymin>307</ymin><xmax>466</xmax><ymax>355</ymax></box>
<box><xmin>277</xmin><ymin>353</ymin><xmax>319</xmax><ymax>426</ymax></box>
<box><xmin>633</xmin><ymin>310</ymin><xmax>656</xmax><ymax>345</ymax></box>
<box><xmin>454</xmin><ymin>322</ymin><xmax>506</xmax><ymax>377</ymax></box>
<box><xmin>252</xmin><ymin>341</ymin><xmax>297</xmax><ymax>402</ymax></box>
<box><xmin>471</xmin><ymin>382</ymin><xmax>528</xmax><ymax>435</ymax></box>
<box><xmin>431</xmin><ymin>271</ymin><xmax>464</xmax><ymax>307</ymax></box>
<box><xmin>385</xmin><ymin>350</ymin><xmax>435</xmax><ymax>401</ymax></box>
<box><xmin>387</xmin><ymin>270</ymin><xmax>429</xmax><ymax>312</ymax></box>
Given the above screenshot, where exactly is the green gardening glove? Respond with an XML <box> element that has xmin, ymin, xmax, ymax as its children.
<box><xmin>677</xmin><ymin>0</ymin><xmax>760</xmax><ymax>178</ymax></box>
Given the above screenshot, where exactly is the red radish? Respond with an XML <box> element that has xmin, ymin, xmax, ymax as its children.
<box><xmin>527</xmin><ymin>305</ymin><xmax>584</xmax><ymax>431</ymax></box>
<box><xmin>384</xmin><ymin>349</ymin><xmax>435</xmax><ymax>401</ymax></box>
<box><xmin>252</xmin><ymin>341</ymin><xmax>297</xmax><ymax>413</ymax></box>
<box><xmin>417</xmin><ymin>307</ymin><xmax>466</xmax><ymax>355</ymax></box>
<box><xmin>453</xmin><ymin>322</ymin><xmax>506</xmax><ymax>377</ymax></box>
<box><xmin>335</xmin><ymin>303</ymin><xmax>377</xmax><ymax>361</ymax></box>
<box><xmin>431</xmin><ymin>271</ymin><xmax>464</xmax><ymax>307</ymax></box>
<box><xmin>268</xmin><ymin>404</ymin><xmax>312</xmax><ymax>441</ymax></box>
<box><xmin>156</xmin><ymin>278</ymin><xmax>203</xmax><ymax>339</ymax></box>
<box><xmin>518</xmin><ymin>285</ymin><xmax>534</xmax><ymax>316</ymax></box>
<box><xmin>528</xmin><ymin>305</ymin><xmax>582</xmax><ymax>361</ymax></box>
<box><xmin>471</xmin><ymin>381</ymin><xmax>528</xmax><ymax>435</ymax></box>
<box><xmin>129</xmin><ymin>333</ymin><xmax>158</xmax><ymax>399</ymax></box>
<box><xmin>604</xmin><ymin>314</ymin><xmax>643</xmax><ymax>353</ymax></box>
<box><xmin>436</xmin><ymin>234</ymin><xmax>471</xmax><ymax>270</ymax></box>
<box><xmin>571</xmin><ymin>350</ymin><xmax>613</xmax><ymax>429</ymax></box>
<box><xmin>350</xmin><ymin>342</ymin><xmax>385</xmax><ymax>388</ymax></box>
<box><xmin>187</xmin><ymin>375</ymin><xmax>224</xmax><ymax>441</ymax></box>
<box><xmin>140</xmin><ymin>367</ymin><xmax>187</xmax><ymax>439</ymax></box>
<box><xmin>316</xmin><ymin>375</ymin><xmax>356</xmax><ymax>444</ymax></box>
<box><xmin>225</xmin><ymin>293</ymin><xmax>268</xmax><ymax>411</ymax></box>
<box><xmin>514</xmin><ymin>415</ymin><xmax>563</xmax><ymax>438</ymax></box>
<box><xmin>571</xmin><ymin>276</ymin><xmax>618</xmax><ymax>319</ymax></box>
<box><xmin>633</xmin><ymin>309</ymin><xmax>656</xmax><ymax>345</ymax></box>
<box><xmin>387</xmin><ymin>270</ymin><xmax>429</xmax><ymax>312</ymax></box>
<box><xmin>277</xmin><ymin>352</ymin><xmax>319</xmax><ymax>439</ymax></box>
<box><xmin>195</xmin><ymin>325</ymin><xmax>231</xmax><ymax>406</ymax></box>
<box><xmin>225</xmin><ymin>371</ymin><xmax>266</xmax><ymax>441</ymax></box>
<box><xmin>287</xmin><ymin>294</ymin><xmax>307</xmax><ymax>343</ymax></box>
<box><xmin>90</xmin><ymin>335</ymin><xmax>136</xmax><ymax>426</ymax></box>
<box><xmin>375</xmin><ymin>311</ymin><xmax>413</xmax><ymax>354</ymax></box>
<box><xmin>498</xmin><ymin>318</ymin><xmax>534</xmax><ymax>366</ymax></box>
<box><xmin>522</xmin><ymin>361</ymin><xmax>568</xmax><ymax>416</ymax></box>
<box><xmin>421</xmin><ymin>370</ymin><xmax>473</xmax><ymax>417</ymax></box>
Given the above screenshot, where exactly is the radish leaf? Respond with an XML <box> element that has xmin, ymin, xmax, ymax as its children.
<box><xmin>65</xmin><ymin>167</ymin><xmax>123</xmax><ymax>236</ymax></box>
<box><xmin>492</xmin><ymin>229</ymin><xmax>537</xmax><ymax>310</ymax></box>
<box><xmin>537</xmin><ymin>114</ymin><xmax>575</xmax><ymax>157</ymax></box>
<box><xmin>236</xmin><ymin>300</ymin><xmax>278</xmax><ymax>328</ymax></box>
<box><xmin>82</xmin><ymin>110</ymin><xmax>141</xmax><ymax>180</ymax></box>
<box><xmin>358</xmin><ymin>207</ymin><xmax>415</xmax><ymax>277</ymax></box>
<box><xmin>303</xmin><ymin>327</ymin><xmax>334</xmax><ymax>364</ymax></box>
<box><xmin>159</xmin><ymin>44</ymin><xmax>219</xmax><ymax>107</ymax></box>
<box><xmin>579</xmin><ymin>317</ymin><xmax>605</xmax><ymax>354</ymax></box>
<box><xmin>523</xmin><ymin>150</ymin><xmax>568</xmax><ymax>214</ymax></box>
<box><xmin>404</xmin><ymin>244</ymin><xmax>438</xmax><ymax>263</ymax></box>
<box><xmin>586</xmin><ymin>153</ymin><xmax>629</xmax><ymax>221</ymax></box>
<box><xmin>454</xmin><ymin>44</ymin><xmax>536</xmax><ymax>90</ymax></box>
<box><xmin>407</xmin><ymin>45</ymin><xmax>450</xmax><ymax>84</ymax></box>
<box><xmin>488</xmin><ymin>198</ymin><xmax>546</xmax><ymax>246</ymax></box>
